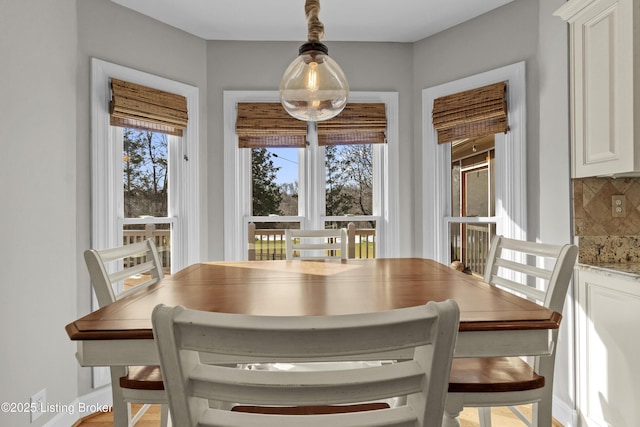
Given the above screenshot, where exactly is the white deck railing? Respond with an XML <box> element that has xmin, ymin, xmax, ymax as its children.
<box><xmin>449</xmin><ymin>223</ymin><xmax>493</xmax><ymax>275</ymax></box>
<box><xmin>248</xmin><ymin>222</ymin><xmax>376</xmax><ymax>260</ymax></box>
<box><xmin>123</xmin><ymin>224</ymin><xmax>171</xmax><ymax>269</ymax></box>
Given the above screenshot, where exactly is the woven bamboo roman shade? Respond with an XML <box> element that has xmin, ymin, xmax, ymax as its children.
<box><xmin>109</xmin><ymin>78</ymin><xmax>188</xmax><ymax>136</ymax></box>
<box><xmin>317</xmin><ymin>103</ymin><xmax>387</xmax><ymax>146</ymax></box>
<box><xmin>432</xmin><ymin>82</ymin><xmax>507</xmax><ymax>144</ymax></box>
<box><xmin>236</xmin><ymin>103</ymin><xmax>307</xmax><ymax>148</ymax></box>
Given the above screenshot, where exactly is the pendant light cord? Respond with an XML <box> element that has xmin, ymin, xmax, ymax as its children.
<box><xmin>305</xmin><ymin>0</ymin><xmax>324</xmax><ymax>42</ymax></box>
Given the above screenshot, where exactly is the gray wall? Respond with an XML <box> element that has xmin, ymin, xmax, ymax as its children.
<box><xmin>0</xmin><ymin>1</ymin><xmax>78</xmax><ymax>426</ymax></box>
<box><xmin>412</xmin><ymin>0</ymin><xmax>540</xmax><ymax>249</ymax></box>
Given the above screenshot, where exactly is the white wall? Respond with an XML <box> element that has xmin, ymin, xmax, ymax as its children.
<box><xmin>0</xmin><ymin>1</ymin><xmax>78</xmax><ymax>426</ymax></box>
<box><xmin>537</xmin><ymin>0</ymin><xmax>575</xmax><ymax>418</ymax></box>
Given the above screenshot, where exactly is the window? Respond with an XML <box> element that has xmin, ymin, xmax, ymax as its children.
<box><xmin>422</xmin><ymin>62</ymin><xmax>527</xmax><ymax>264</ymax></box>
<box><xmin>90</xmin><ymin>59</ymin><xmax>201</xmax><ymax>290</ymax></box>
<box><xmin>121</xmin><ymin>128</ymin><xmax>172</xmax><ymax>277</ymax></box>
<box><xmin>248</xmin><ymin>137</ymin><xmax>378</xmax><ymax>260</ymax></box>
<box><xmin>224</xmin><ymin>91</ymin><xmax>399</xmax><ymax>261</ymax></box>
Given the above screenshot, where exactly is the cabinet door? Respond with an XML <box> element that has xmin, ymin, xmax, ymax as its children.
<box><xmin>576</xmin><ymin>269</ymin><xmax>640</xmax><ymax>426</ymax></box>
<box><xmin>571</xmin><ymin>0</ymin><xmax>635</xmax><ymax>177</ymax></box>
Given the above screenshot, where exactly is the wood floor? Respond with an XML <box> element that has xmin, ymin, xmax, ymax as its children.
<box><xmin>73</xmin><ymin>404</ymin><xmax>563</xmax><ymax>426</ymax></box>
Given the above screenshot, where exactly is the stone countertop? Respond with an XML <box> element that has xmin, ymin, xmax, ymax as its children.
<box><xmin>577</xmin><ymin>262</ymin><xmax>640</xmax><ymax>279</ymax></box>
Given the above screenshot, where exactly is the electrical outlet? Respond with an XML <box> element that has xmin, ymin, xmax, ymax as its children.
<box><xmin>612</xmin><ymin>195</ymin><xmax>626</xmax><ymax>218</ymax></box>
<box><xmin>30</xmin><ymin>388</ymin><xmax>46</xmax><ymax>422</ymax></box>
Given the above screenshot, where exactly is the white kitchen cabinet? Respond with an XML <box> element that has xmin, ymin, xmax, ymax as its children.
<box><xmin>555</xmin><ymin>0</ymin><xmax>640</xmax><ymax>177</ymax></box>
<box><xmin>574</xmin><ymin>266</ymin><xmax>640</xmax><ymax>427</ymax></box>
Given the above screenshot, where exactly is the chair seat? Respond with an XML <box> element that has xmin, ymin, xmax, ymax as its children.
<box><xmin>448</xmin><ymin>357</ymin><xmax>544</xmax><ymax>393</ymax></box>
<box><xmin>119</xmin><ymin>366</ymin><xmax>165</xmax><ymax>390</ymax></box>
<box><xmin>232</xmin><ymin>403</ymin><xmax>390</xmax><ymax>415</ymax></box>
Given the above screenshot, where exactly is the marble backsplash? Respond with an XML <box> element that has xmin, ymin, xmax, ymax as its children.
<box><xmin>576</xmin><ymin>235</ymin><xmax>640</xmax><ymax>263</ymax></box>
<box><xmin>573</xmin><ymin>177</ymin><xmax>640</xmax><ymax>264</ymax></box>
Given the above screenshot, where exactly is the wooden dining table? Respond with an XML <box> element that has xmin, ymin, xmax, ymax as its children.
<box><xmin>66</xmin><ymin>258</ymin><xmax>561</xmax><ymax>367</ymax></box>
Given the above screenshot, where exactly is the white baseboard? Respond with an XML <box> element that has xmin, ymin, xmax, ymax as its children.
<box><xmin>43</xmin><ymin>386</ymin><xmax>112</xmax><ymax>427</ymax></box>
<box><xmin>553</xmin><ymin>396</ymin><xmax>579</xmax><ymax>427</ymax></box>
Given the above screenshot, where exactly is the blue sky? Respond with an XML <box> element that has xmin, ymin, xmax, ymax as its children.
<box><xmin>268</xmin><ymin>147</ymin><xmax>298</xmax><ymax>184</ymax></box>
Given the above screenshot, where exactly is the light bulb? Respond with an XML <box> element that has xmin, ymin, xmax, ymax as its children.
<box><xmin>279</xmin><ymin>42</ymin><xmax>349</xmax><ymax>122</ymax></box>
<box><xmin>306</xmin><ymin>62</ymin><xmax>318</xmax><ymax>92</ymax></box>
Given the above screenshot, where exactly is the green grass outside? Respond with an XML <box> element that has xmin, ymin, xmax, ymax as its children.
<box><xmin>253</xmin><ymin>239</ymin><xmax>375</xmax><ymax>259</ymax></box>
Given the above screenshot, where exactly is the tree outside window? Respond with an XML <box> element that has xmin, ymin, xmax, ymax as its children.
<box><xmin>123</xmin><ymin>129</ymin><xmax>168</xmax><ymax>218</ymax></box>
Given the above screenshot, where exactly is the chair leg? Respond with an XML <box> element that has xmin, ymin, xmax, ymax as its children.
<box><xmin>160</xmin><ymin>403</ymin><xmax>170</xmax><ymax>427</ymax></box>
<box><xmin>130</xmin><ymin>403</ymin><xmax>151</xmax><ymax>425</ymax></box>
<box><xmin>508</xmin><ymin>405</ymin><xmax>533</xmax><ymax>426</ymax></box>
<box><xmin>443</xmin><ymin>394</ymin><xmax>463</xmax><ymax>427</ymax></box>
<box><xmin>533</xmin><ymin>400</ymin><xmax>553</xmax><ymax>427</ymax></box>
<box><xmin>109</xmin><ymin>367</ymin><xmax>130</xmax><ymax>427</ymax></box>
<box><xmin>478</xmin><ymin>407</ymin><xmax>492</xmax><ymax>427</ymax></box>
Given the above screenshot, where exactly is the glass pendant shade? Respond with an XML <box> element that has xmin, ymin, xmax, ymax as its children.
<box><xmin>279</xmin><ymin>42</ymin><xmax>349</xmax><ymax>122</ymax></box>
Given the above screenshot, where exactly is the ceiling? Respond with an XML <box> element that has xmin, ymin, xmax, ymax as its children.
<box><xmin>110</xmin><ymin>0</ymin><xmax>514</xmax><ymax>43</ymax></box>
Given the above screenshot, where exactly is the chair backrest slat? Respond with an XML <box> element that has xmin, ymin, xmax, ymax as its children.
<box><xmin>490</xmin><ymin>276</ymin><xmax>546</xmax><ymax>302</ymax></box>
<box><xmin>188</xmin><ymin>361</ymin><xmax>425</xmax><ymax>406</ymax></box>
<box><xmin>175</xmin><ymin>308</ymin><xmax>439</xmax><ymax>357</ymax></box>
<box><xmin>94</xmin><ymin>240</ymin><xmax>151</xmax><ymax>262</ymax></box>
<box><xmin>108</xmin><ymin>260</ymin><xmax>157</xmax><ymax>284</ymax></box>
<box><xmin>285</xmin><ymin>228</ymin><xmax>348</xmax><ymax>260</ymax></box>
<box><xmin>152</xmin><ymin>300</ymin><xmax>460</xmax><ymax>427</ymax></box>
<box><xmin>493</xmin><ymin>258</ymin><xmax>553</xmax><ymax>282</ymax></box>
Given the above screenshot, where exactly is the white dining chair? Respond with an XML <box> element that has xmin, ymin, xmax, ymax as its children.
<box><xmin>285</xmin><ymin>228</ymin><xmax>348</xmax><ymax>260</ymax></box>
<box><xmin>152</xmin><ymin>299</ymin><xmax>460</xmax><ymax>427</ymax></box>
<box><xmin>84</xmin><ymin>239</ymin><xmax>170</xmax><ymax>427</ymax></box>
<box><xmin>444</xmin><ymin>235</ymin><xmax>578</xmax><ymax>427</ymax></box>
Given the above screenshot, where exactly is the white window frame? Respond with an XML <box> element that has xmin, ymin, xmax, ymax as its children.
<box><xmin>224</xmin><ymin>91</ymin><xmax>400</xmax><ymax>260</ymax></box>
<box><xmin>90</xmin><ymin>58</ymin><xmax>201</xmax><ymax>275</ymax></box>
<box><xmin>422</xmin><ymin>61</ymin><xmax>527</xmax><ymax>263</ymax></box>
<box><xmin>90</xmin><ymin>59</ymin><xmax>201</xmax><ymax>388</ymax></box>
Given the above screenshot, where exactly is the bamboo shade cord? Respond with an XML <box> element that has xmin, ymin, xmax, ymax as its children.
<box><xmin>109</xmin><ymin>78</ymin><xmax>188</xmax><ymax>136</ymax></box>
<box><xmin>432</xmin><ymin>82</ymin><xmax>507</xmax><ymax>144</ymax></box>
<box><xmin>236</xmin><ymin>103</ymin><xmax>307</xmax><ymax>148</ymax></box>
<box><xmin>317</xmin><ymin>103</ymin><xmax>387</xmax><ymax>146</ymax></box>
<box><xmin>305</xmin><ymin>0</ymin><xmax>324</xmax><ymax>42</ymax></box>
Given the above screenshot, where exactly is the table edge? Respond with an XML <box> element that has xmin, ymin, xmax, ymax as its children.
<box><xmin>66</xmin><ymin>311</ymin><xmax>562</xmax><ymax>341</ymax></box>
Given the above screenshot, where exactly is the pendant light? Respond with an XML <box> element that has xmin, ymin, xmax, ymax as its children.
<box><xmin>279</xmin><ymin>0</ymin><xmax>349</xmax><ymax>122</ymax></box>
